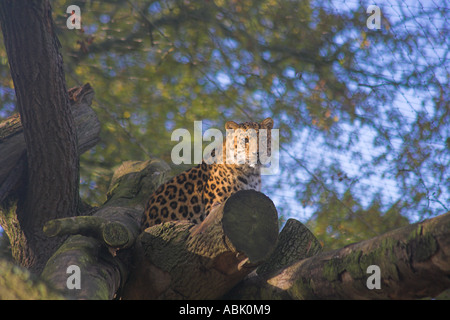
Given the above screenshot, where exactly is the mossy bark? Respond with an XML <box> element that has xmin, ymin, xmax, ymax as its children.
<box><xmin>40</xmin><ymin>235</ymin><xmax>121</xmax><ymax>300</ymax></box>
<box><xmin>104</xmin><ymin>159</ymin><xmax>171</xmax><ymax>210</ymax></box>
<box><xmin>263</xmin><ymin>211</ymin><xmax>450</xmax><ymax>300</ymax></box>
<box><xmin>43</xmin><ymin>207</ymin><xmax>142</xmax><ymax>250</ymax></box>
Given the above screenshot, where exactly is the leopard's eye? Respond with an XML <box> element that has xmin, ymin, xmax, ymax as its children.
<box><xmin>244</xmin><ymin>138</ymin><xmax>249</xmax><ymax>143</ymax></box>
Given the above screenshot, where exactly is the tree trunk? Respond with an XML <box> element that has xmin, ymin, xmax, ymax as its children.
<box><xmin>0</xmin><ymin>0</ymin><xmax>80</xmax><ymax>273</ymax></box>
<box><xmin>0</xmin><ymin>84</ymin><xmax>99</xmax><ymax>278</ymax></box>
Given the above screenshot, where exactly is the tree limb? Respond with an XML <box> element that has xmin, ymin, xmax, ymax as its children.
<box><xmin>229</xmin><ymin>211</ymin><xmax>450</xmax><ymax>300</ymax></box>
<box><xmin>43</xmin><ymin>208</ymin><xmax>141</xmax><ymax>250</ymax></box>
<box><xmin>225</xmin><ymin>218</ymin><xmax>322</xmax><ymax>299</ymax></box>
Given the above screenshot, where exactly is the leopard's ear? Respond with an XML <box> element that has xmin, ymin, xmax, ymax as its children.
<box><xmin>225</xmin><ymin>121</ymin><xmax>240</xmax><ymax>129</ymax></box>
<box><xmin>261</xmin><ymin>117</ymin><xmax>274</xmax><ymax>129</ymax></box>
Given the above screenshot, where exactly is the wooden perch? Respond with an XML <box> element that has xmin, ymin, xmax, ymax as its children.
<box><xmin>104</xmin><ymin>159</ymin><xmax>171</xmax><ymax>210</ymax></box>
<box><xmin>228</xmin><ymin>211</ymin><xmax>450</xmax><ymax>300</ymax></box>
<box><xmin>40</xmin><ymin>207</ymin><xmax>143</xmax><ymax>299</ymax></box>
<box><xmin>257</xmin><ymin>218</ymin><xmax>323</xmax><ymax>277</ymax></box>
<box><xmin>0</xmin><ymin>83</ymin><xmax>99</xmax><ymax>202</ymax></box>
<box><xmin>41</xmin><ymin>234</ymin><xmax>122</xmax><ymax>300</ymax></box>
<box><xmin>121</xmin><ymin>189</ymin><xmax>279</xmax><ymax>300</ymax></box>
<box><xmin>31</xmin><ymin>157</ymin><xmax>450</xmax><ymax>300</ymax></box>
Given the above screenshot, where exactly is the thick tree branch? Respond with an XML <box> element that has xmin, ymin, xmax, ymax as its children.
<box><xmin>43</xmin><ymin>209</ymin><xmax>140</xmax><ymax>250</ymax></box>
<box><xmin>40</xmin><ymin>206</ymin><xmax>142</xmax><ymax>300</ymax></box>
<box><xmin>257</xmin><ymin>218</ymin><xmax>323</xmax><ymax>277</ymax></box>
<box><xmin>229</xmin><ymin>211</ymin><xmax>450</xmax><ymax>300</ymax></box>
<box><xmin>225</xmin><ymin>218</ymin><xmax>322</xmax><ymax>299</ymax></box>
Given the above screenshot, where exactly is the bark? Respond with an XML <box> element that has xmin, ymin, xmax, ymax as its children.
<box><xmin>0</xmin><ymin>0</ymin><xmax>79</xmax><ymax>273</ymax></box>
<box><xmin>257</xmin><ymin>218</ymin><xmax>323</xmax><ymax>277</ymax></box>
<box><xmin>43</xmin><ymin>208</ymin><xmax>141</xmax><ymax>250</ymax></box>
<box><xmin>104</xmin><ymin>160</ymin><xmax>171</xmax><ymax>210</ymax></box>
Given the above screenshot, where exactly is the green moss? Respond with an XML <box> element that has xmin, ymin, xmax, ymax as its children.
<box><xmin>288</xmin><ymin>276</ymin><xmax>312</xmax><ymax>300</ymax></box>
<box><xmin>406</xmin><ymin>225</ymin><xmax>438</xmax><ymax>262</ymax></box>
<box><xmin>323</xmin><ymin>249</ymin><xmax>364</xmax><ymax>282</ymax></box>
<box><xmin>322</xmin><ymin>235</ymin><xmax>403</xmax><ymax>285</ymax></box>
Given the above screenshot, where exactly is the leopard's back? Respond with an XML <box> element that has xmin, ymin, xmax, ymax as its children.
<box><xmin>142</xmin><ymin>163</ymin><xmax>209</xmax><ymax>229</ymax></box>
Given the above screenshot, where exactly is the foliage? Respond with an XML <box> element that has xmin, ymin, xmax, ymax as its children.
<box><xmin>0</xmin><ymin>0</ymin><xmax>448</xmax><ymax>248</ymax></box>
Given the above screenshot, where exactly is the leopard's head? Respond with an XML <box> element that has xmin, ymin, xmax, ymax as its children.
<box><xmin>224</xmin><ymin>117</ymin><xmax>274</xmax><ymax>166</ymax></box>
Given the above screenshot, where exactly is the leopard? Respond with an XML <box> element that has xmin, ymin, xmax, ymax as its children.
<box><xmin>141</xmin><ymin>117</ymin><xmax>274</xmax><ymax>230</ymax></box>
